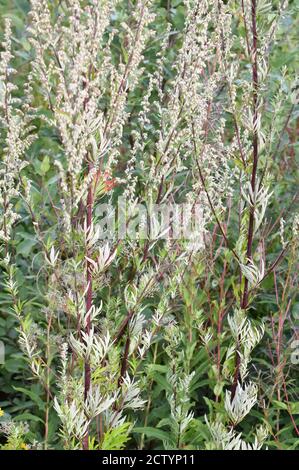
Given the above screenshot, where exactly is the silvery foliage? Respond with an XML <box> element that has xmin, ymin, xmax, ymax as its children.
<box><xmin>206</xmin><ymin>417</ymin><xmax>268</xmax><ymax>450</ymax></box>
<box><xmin>0</xmin><ymin>0</ymin><xmax>294</xmax><ymax>450</ymax></box>
<box><xmin>226</xmin><ymin>309</ymin><xmax>264</xmax><ymax>381</ymax></box>
<box><xmin>224</xmin><ymin>382</ymin><xmax>258</xmax><ymax>425</ymax></box>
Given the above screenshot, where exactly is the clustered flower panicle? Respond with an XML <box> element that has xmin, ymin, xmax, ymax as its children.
<box><xmin>0</xmin><ymin>0</ymin><xmax>297</xmax><ymax>451</ymax></box>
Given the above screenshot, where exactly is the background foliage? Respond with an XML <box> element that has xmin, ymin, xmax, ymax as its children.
<box><xmin>0</xmin><ymin>0</ymin><xmax>298</xmax><ymax>450</ymax></box>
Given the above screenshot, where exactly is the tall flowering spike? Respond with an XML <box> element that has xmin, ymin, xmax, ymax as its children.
<box><xmin>26</xmin><ymin>0</ymin><xmax>155</xmax><ymax>449</ymax></box>
<box><xmin>0</xmin><ymin>19</ymin><xmax>34</xmax><ymax>244</ymax></box>
<box><xmin>0</xmin><ymin>0</ymin><xmax>296</xmax><ymax>451</ymax></box>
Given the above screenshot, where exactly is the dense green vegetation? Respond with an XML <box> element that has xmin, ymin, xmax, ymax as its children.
<box><xmin>0</xmin><ymin>0</ymin><xmax>298</xmax><ymax>450</ymax></box>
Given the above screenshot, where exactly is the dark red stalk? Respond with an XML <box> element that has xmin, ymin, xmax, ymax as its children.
<box><xmin>241</xmin><ymin>0</ymin><xmax>258</xmax><ymax>311</ymax></box>
<box><xmin>118</xmin><ymin>333</ymin><xmax>131</xmax><ymax>387</ymax></box>
<box><xmin>232</xmin><ymin>0</ymin><xmax>258</xmax><ymax>399</ymax></box>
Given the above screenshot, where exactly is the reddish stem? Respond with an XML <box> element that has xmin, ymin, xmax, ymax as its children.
<box><xmin>232</xmin><ymin>0</ymin><xmax>258</xmax><ymax>399</ymax></box>
<box><xmin>242</xmin><ymin>0</ymin><xmax>258</xmax><ymax>311</ymax></box>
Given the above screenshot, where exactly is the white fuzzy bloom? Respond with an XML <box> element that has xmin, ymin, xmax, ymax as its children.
<box><xmin>0</xmin><ymin>19</ymin><xmax>35</xmax><ymax>242</ymax></box>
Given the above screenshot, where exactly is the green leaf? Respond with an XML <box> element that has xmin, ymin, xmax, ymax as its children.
<box><xmin>272</xmin><ymin>400</ymin><xmax>288</xmax><ymax>410</ymax></box>
<box><xmin>39</xmin><ymin>155</ymin><xmax>51</xmax><ymax>176</ymax></box>
<box><xmin>13</xmin><ymin>387</ymin><xmax>46</xmax><ymax>411</ymax></box>
<box><xmin>34</xmin><ymin>155</ymin><xmax>51</xmax><ymax>176</ymax></box>
<box><xmin>101</xmin><ymin>422</ymin><xmax>131</xmax><ymax>450</ymax></box>
<box><xmin>133</xmin><ymin>426</ymin><xmax>173</xmax><ymax>444</ymax></box>
<box><xmin>213</xmin><ymin>382</ymin><xmax>224</xmax><ymax>397</ymax></box>
<box><xmin>14</xmin><ymin>413</ymin><xmax>44</xmax><ymax>424</ymax></box>
<box><xmin>290</xmin><ymin>402</ymin><xmax>299</xmax><ymax>415</ymax></box>
<box><xmin>4</xmin><ymin>358</ymin><xmax>24</xmax><ymax>373</ymax></box>
<box><xmin>16</xmin><ymin>237</ymin><xmax>36</xmax><ymax>257</ymax></box>
<box><xmin>150</xmin><ymin>372</ymin><xmax>171</xmax><ymax>392</ymax></box>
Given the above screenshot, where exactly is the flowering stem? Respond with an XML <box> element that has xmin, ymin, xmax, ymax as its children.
<box><xmin>241</xmin><ymin>0</ymin><xmax>259</xmax><ymax>311</ymax></box>
<box><xmin>232</xmin><ymin>0</ymin><xmax>259</xmax><ymax>399</ymax></box>
<box><xmin>83</xmin><ymin>162</ymin><xmax>93</xmax><ymax>450</ymax></box>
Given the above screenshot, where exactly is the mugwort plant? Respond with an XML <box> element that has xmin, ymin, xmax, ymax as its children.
<box><xmin>0</xmin><ymin>0</ymin><xmax>298</xmax><ymax>450</ymax></box>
